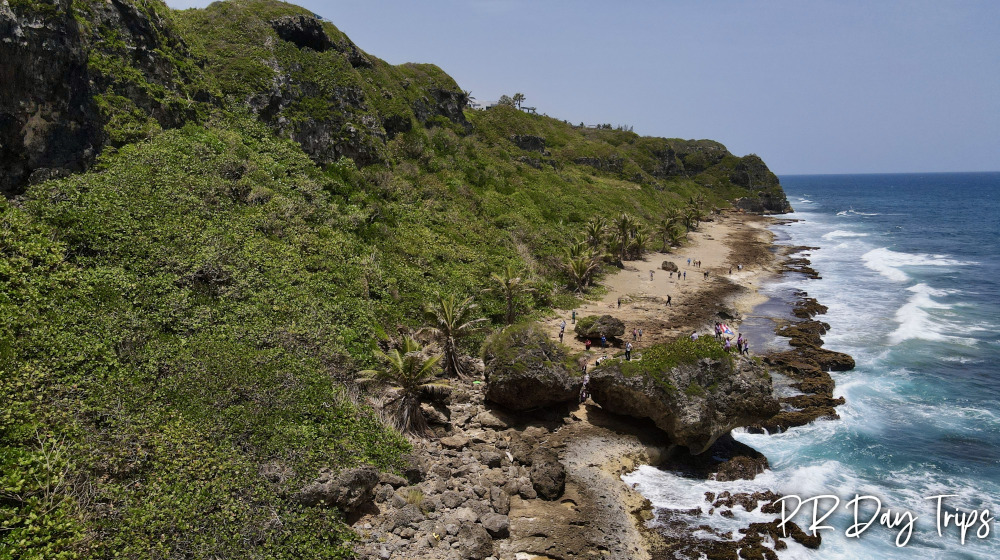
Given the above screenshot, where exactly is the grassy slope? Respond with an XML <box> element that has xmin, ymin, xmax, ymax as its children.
<box><xmin>1</xmin><ymin>1</ymin><xmax>786</xmax><ymax>558</ymax></box>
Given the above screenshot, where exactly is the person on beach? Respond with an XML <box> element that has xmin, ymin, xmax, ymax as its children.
<box><xmin>704</xmin><ymin>270</ymin><xmax>709</xmax><ymax>279</ymax></box>
<box><xmin>638</xmin><ymin>328</ymin><xmax>643</xmax><ymax>342</ymax></box>
<box><xmin>683</xmin><ymin>271</ymin><xmax>686</xmax><ymax>279</ymax></box>
<box><xmin>579</xmin><ymin>373</ymin><xmax>590</xmax><ymax>402</ymax></box>
<box><xmin>687</xmin><ymin>258</ymin><xmax>691</xmax><ymax>266</ymax></box>
<box><xmin>617</xmin><ymin>297</ymin><xmax>621</xmax><ymax>308</ymax></box>
<box><xmin>625</xmin><ymin>341</ymin><xmax>632</xmax><ymax>361</ymax></box>
<box><xmin>669</xmin><ymin>271</ymin><xmax>673</xmax><ymax>278</ymax></box>
<box><xmin>650</xmin><ymin>270</ymin><xmax>654</xmax><ymax>281</ymax></box>
<box><xmin>737</xmin><ymin>333</ymin><xmax>744</xmax><ymax>351</ymax></box>
<box><xmin>632</xmin><ymin>328</ymin><xmax>637</xmax><ymax>341</ymax></box>
<box><xmin>690</xmin><ymin>331</ymin><xmax>699</xmax><ymax>341</ymax></box>
<box><xmin>572</xmin><ymin>310</ymin><xmax>576</xmax><ymax>324</ymax></box>
<box><xmin>559</xmin><ymin>330</ymin><xmax>564</xmax><ymax>343</ymax></box>
<box><xmin>585</xmin><ymin>338</ymin><xmax>591</xmax><ymax>351</ymax></box>
<box><xmin>561</xmin><ymin>319</ymin><xmax>566</xmax><ymax>333</ymax></box>
<box><xmin>743</xmin><ymin>340</ymin><xmax>750</xmax><ymax>355</ymax></box>
<box><xmin>666</xmin><ymin>295</ymin><xmax>672</xmax><ymax>306</ymax></box>
<box><xmin>601</xmin><ymin>334</ymin><xmax>607</xmax><ymax>348</ymax></box>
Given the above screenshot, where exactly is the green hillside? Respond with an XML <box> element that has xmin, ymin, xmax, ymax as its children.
<box><xmin>0</xmin><ymin>1</ymin><xmax>790</xmax><ymax>557</ymax></box>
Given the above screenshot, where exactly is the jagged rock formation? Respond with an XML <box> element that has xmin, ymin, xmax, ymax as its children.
<box><xmin>588</xmin><ymin>356</ymin><xmax>779</xmax><ymax>454</ymax></box>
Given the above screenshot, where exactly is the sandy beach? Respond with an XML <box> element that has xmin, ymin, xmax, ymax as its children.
<box><xmin>544</xmin><ymin>212</ymin><xmax>778</xmax><ymax>351</ymax></box>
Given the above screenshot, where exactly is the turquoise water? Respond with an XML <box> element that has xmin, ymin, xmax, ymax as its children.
<box><xmin>625</xmin><ymin>172</ymin><xmax>1000</xmax><ymax>559</ymax></box>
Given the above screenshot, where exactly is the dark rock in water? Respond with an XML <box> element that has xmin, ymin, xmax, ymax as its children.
<box><xmin>662</xmin><ymin>434</ymin><xmax>769</xmax><ymax>481</ymax></box>
<box><xmin>573</xmin><ymin>314</ymin><xmax>626</xmax><ymax>339</ymax></box>
<box><xmin>588</xmin><ymin>355</ymin><xmax>779</xmax><ymax>454</ymax></box>
<box><xmin>529</xmin><ymin>448</ymin><xmax>565</xmax><ymax>500</ymax></box>
<box><xmin>661</xmin><ymin>260</ymin><xmax>679</xmax><ymax>272</ymax></box>
<box><xmin>482</xmin><ymin>323</ymin><xmax>582</xmax><ymax>411</ymax></box>
<box><xmin>298</xmin><ymin>466</ymin><xmax>379</xmax><ymax>512</ymax></box>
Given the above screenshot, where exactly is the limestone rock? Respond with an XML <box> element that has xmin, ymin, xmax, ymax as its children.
<box><xmin>661</xmin><ymin>261</ymin><xmax>679</xmax><ymax>272</ymax></box>
<box><xmin>573</xmin><ymin>315</ymin><xmax>626</xmax><ymax>339</ymax></box>
<box><xmin>482</xmin><ymin>323</ymin><xmax>582</xmax><ymax>411</ymax></box>
<box><xmin>298</xmin><ymin>466</ymin><xmax>379</xmax><ymax>512</ymax></box>
<box><xmin>529</xmin><ymin>448</ymin><xmax>566</xmax><ymax>500</ymax></box>
<box><xmin>588</xmin><ymin>354</ymin><xmax>779</xmax><ymax>454</ymax></box>
<box><xmin>480</xmin><ymin>512</ymin><xmax>510</xmax><ymax>538</ymax></box>
<box><xmin>457</xmin><ymin>523</ymin><xmax>493</xmax><ymax>559</ymax></box>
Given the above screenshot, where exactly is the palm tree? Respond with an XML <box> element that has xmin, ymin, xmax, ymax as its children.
<box><xmin>564</xmin><ymin>253</ymin><xmax>600</xmax><ymax>293</ymax></box>
<box><xmin>612</xmin><ymin>212</ymin><xmax>637</xmax><ymax>264</ymax></box>
<box><xmin>585</xmin><ymin>217</ymin><xmax>607</xmax><ymax>250</ymax></box>
<box><xmin>683</xmin><ymin>204</ymin><xmax>702</xmax><ymax>231</ymax></box>
<box><xmin>420</xmin><ymin>294</ymin><xmax>488</xmax><ymax>379</ymax></box>
<box><xmin>490</xmin><ymin>264</ymin><xmax>533</xmax><ymax>325</ymax></box>
<box><xmin>512</xmin><ymin>92</ymin><xmax>526</xmax><ymax>109</ymax></box>
<box><xmin>629</xmin><ymin>229</ymin><xmax>649</xmax><ymax>259</ymax></box>
<box><xmin>566</xmin><ymin>237</ymin><xmax>591</xmax><ymax>259</ymax></box>
<box><xmin>357</xmin><ymin>337</ymin><xmax>445</xmax><ymax>436</ymax></box>
<box><xmin>463</xmin><ymin>90</ymin><xmax>476</xmax><ymax>108</ymax></box>
<box><xmin>657</xmin><ymin>208</ymin><xmax>683</xmax><ymax>251</ymax></box>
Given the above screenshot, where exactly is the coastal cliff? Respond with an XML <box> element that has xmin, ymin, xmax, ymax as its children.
<box><xmin>0</xmin><ymin>1</ymin><xmax>795</xmax><ymax>558</ymax></box>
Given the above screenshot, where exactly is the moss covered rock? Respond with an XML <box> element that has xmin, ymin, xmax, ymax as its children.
<box><xmin>482</xmin><ymin>323</ymin><xmax>581</xmax><ymax>411</ymax></box>
<box><xmin>573</xmin><ymin>314</ymin><xmax>625</xmax><ymax>339</ymax></box>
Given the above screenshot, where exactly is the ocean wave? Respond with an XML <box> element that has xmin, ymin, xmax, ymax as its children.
<box><xmin>862</xmin><ymin>248</ymin><xmax>976</xmax><ymax>282</ymax></box>
<box><xmin>887</xmin><ymin>284</ymin><xmax>983</xmax><ymax>346</ymax></box>
<box><xmin>836</xmin><ymin>208</ymin><xmax>880</xmax><ymax>216</ymax></box>
<box><xmin>822</xmin><ymin>229</ymin><xmax>870</xmax><ymax>240</ymax></box>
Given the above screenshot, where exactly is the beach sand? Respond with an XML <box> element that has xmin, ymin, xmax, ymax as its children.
<box><xmin>544</xmin><ymin>212</ymin><xmax>777</xmax><ymax>351</ymax></box>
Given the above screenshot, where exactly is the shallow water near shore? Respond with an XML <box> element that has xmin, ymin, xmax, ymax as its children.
<box><xmin>626</xmin><ymin>172</ymin><xmax>1000</xmax><ymax>558</ymax></box>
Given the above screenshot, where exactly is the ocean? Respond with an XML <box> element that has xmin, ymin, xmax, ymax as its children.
<box><xmin>624</xmin><ymin>172</ymin><xmax>1000</xmax><ymax>559</ymax></box>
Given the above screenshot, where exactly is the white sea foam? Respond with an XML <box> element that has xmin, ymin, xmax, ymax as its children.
<box><xmin>888</xmin><ymin>284</ymin><xmax>953</xmax><ymax>344</ymax></box>
<box><xmin>836</xmin><ymin>208</ymin><xmax>880</xmax><ymax>217</ymax></box>
<box><xmin>822</xmin><ymin>230</ymin><xmax>870</xmax><ymax>240</ymax></box>
<box><xmin>861</xmin><ymin>248</ymin><xmax>975</xmax><ymax>282</ymax></box>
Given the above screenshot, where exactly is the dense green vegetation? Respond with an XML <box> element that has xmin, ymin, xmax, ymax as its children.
<box><xmin>612</xmin><ymin>337</ymin><xmax>734</xmax><ymax>393</ymax></box>
<box><xmin>1</xmin><ymin>0</ymin><xmax>787</xmax><ymax>557</ymax></box>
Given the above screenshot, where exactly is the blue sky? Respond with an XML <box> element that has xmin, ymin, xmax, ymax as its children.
<box><xmin>165</xmin><ymin>1</ymin><xmax>999</xmax><ymax>175</ymax></box>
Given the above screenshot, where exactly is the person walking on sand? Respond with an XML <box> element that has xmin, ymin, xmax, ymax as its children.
<box><xmin>585</xmin><ymin>338</ymin><xmax>592</xmax><ymax>351</ymax></box>
<box><xmin>687</xmin><ymin>258</ymin><xmax>691</xmax><ymax>266</ymax></box>
<box><xmin>638</xmin><ymin>328</ymin><xmax>643</xmax><ymax>342</ymax></box>
<box><xmin>617</xmin><ymin>297</ymin><xmax>621</xmax><ymax>309</ymax></box>
<box><xmin>666</xmin><ymin>295</ymin><xmax>672</xmax><ymax>306</ymax></box>
<box><xmin>572</xmin><ymin>310</ymin><xmax>576</xmax><ymax>324</ymax></box>
<box><xmin>559</xmin><ymin>330</ymin><xmax>564</xmax><ymax>343</ymax></box>
<box><xmin>650</xmin><ymin>270</ymin><xmax>654</xmax><ymax>281</ymax></box>
<box><xmin>561</xmin><ymin>319</ymin><xmax>567</xmax><ymax>332</ymax></box>
<box><xmin>632</xmin><ymin>328</ymin><xmax>637</xmax><ymax>342</ymax></box>
<box><xmin>625</xmin><ymin>341</ymin><xmax>632</xmax><ymax>361</ymax></box>
<box><xmin>683</xmin><ymin>271</ymin><xmax>686</xmax><ymax>279</ymax></box>
<box><xmin>601</xmin><ymin>334</ymin><xmax>607</xmax><ymax>348</ymax></box>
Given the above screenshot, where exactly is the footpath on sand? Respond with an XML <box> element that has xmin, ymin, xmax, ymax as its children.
<box><xmin>544</xmin><ymin>212</ymin><xmax>778</xmax><ymax>354</ymax></box>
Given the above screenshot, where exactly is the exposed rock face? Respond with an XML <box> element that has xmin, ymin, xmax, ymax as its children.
<box><xmin>269</xmin><ymin>15</ymin><xmax>332</xmax><ymax>51</ymax></box>
<box><xmin>573</xmin><ymin>315</ymin><xmax>626</xmax><ymax>339</ymax></box>
<box><xmin>510</xmin><ymin>134</ymin><xmax>546</xmax><ymax>152</ymax></box>
<box><xmin>298</xmin><ymin>465</ymin><xmax>379</xmax><ymax>512</ymax></box>
<box><xmin>588</xmin><ymin>357</ymin><xmax>779</xmax><ymax>454</ymax></box>
<box><xmin>482</xmin><ymin>323</ymin><xmax>581</xmax><ymax>411</ymax></box>
<box><xmin>1</xmin><ymin>0</ymin><xmax>208</xmax><ymax>196</ymax></box>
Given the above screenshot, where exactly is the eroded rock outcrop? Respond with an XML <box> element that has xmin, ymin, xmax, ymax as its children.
<box><xmin>482</xmin><ymin>323</ymin><xmax>581</xmax><ymax>411</ymax></box>
<box><xmin>573</xmin><ymin>314</ymin><xmax>626</xmax><ymax>339</ymax></box>
<box><xmin>588</xmin><ymin>352</ymin><xmax>778</xmax><ymax>454</ymax></box>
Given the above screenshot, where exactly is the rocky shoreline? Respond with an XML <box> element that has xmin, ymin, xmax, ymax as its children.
<box><xmin>346</xmin><ymin>214</ymin><xmax>856</xmax><ymax>559</ymax></box>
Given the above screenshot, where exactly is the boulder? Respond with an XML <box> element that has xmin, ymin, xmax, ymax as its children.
<box><xmin>529</xmin><ymin>448</ymin><xmax>566</xmax><ymax>500</ymax></box>
<box><xmin>587</xmin><ymin>342</ymin><xmax>779</xmax><ymax>454</ymax></box>
<box><xmin>480</xmin><ymin>512</ymin><xmax>510</xmax><ymax>538</ymax></box>
<box><xmin>298</xmin><ymin>466</ymin><xmax>379</xmax><ymax>512</ymax></box>
<box><xmin>457</xmin><ymin>523</ymin><xmax>493</xmax><ymax>559</ymax></box>
<box><xmin>661</xmin><ymin>261</ymin><xmax>679</xmax><ymax>272</ymax></box>
<box><xmin>510</xmin><ymin>134</ymin><xmax>546</xmax><ymax>153</ymax></box>
<box><xmin>573</xmin><ymin>315</ymin><xmax>626</xmax><ymax>339</ymax></box>
<box><xmin>482</xmin><ymin>323</ymin><xmax>582</xmax><ymax>411</ymax></box>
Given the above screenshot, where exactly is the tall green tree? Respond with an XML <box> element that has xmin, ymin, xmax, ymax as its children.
<box><xmin>358</xmin><ymin>337</ymin><xmax>445</xmax><ymax>436</ymax></box>
<box><xmin>564</xmin><ymin>253</ymin><xmax>601</xmax><ymax>293</ymax></box>
<box><xmin>612</xmin><ymin>212</ymin><xmax>637</xmax><ymax>264</ymax></box>
<box><xmin>489</xmin><ymin>264</ymin><xmax>533</xmax><ymax>325</ymax></box>
<box><xmin>420</xmin><ymin>294</ymin><xmax>488</xmax><ymax>379</ymax></box>
<box><xmin>585</xmin><ymin>216</ymin><xmax>607</xmax><ymax>250</ymax></box>
<box><xmin>512</xmin><ymin>92</ymin><xmax>525</xmax><ymax>108</ymax></box>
